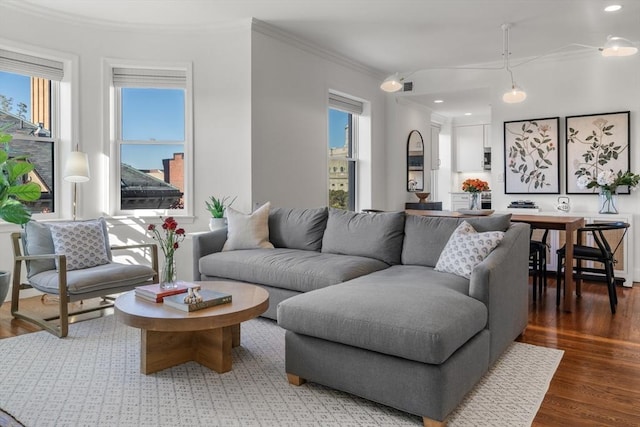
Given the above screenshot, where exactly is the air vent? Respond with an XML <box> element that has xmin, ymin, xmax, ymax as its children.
<box><xmin>403</xmin><ymin>81</ymin><xmax>413</xmax><ymax>92</ymax></box>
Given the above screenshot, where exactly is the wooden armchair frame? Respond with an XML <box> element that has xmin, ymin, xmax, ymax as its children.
<box><xmin>10</xmin><ymin>232</ymin><xmax>158</xmax><ymax>337</ymax></box>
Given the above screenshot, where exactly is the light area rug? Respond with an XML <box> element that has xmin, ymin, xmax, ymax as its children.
<box><xmin>0</xmin><ymin>316</ymin><xmax>563</xmax><ymax>427</ymax></box>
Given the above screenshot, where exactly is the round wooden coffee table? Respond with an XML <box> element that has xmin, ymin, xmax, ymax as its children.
<box><xmin>114</xmin><ymin>281</ymin><xmax>269</xmax><ymax>374</ymax></box>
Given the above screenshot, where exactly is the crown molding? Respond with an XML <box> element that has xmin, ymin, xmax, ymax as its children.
<box><xmin>250</xmin><ymin>18</ymin><xmax>384</xmax><ymax>79</ymax></box>
<box><xmin>2</xmin><ymin>1</ymin><xmax>251</xmax><ymax>35</ymax></box>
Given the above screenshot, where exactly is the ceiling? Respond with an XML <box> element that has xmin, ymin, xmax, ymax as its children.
<box><xmin>7</xmin><ymin>0</ymin><xmax>640</xmax><ymax>118</ymax></box>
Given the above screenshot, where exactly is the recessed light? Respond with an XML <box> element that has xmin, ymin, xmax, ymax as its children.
<box><xmin>464</xmin><ymin>112</ymin><xmax>472</xmax><ymax>116</ymax></box>
<box><xmin>604</xmin><ymin>4</ymin><xmax>622</xmax><ymax>12</ymax></box>
<box><xmin>433</xmin><ymin>99</ymin><xmax>444</xmax><ymax>104</ymax></box>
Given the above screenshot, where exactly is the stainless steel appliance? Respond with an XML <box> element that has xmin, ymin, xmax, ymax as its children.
<box><xmin>483</xmin><ymin>147</ymin><xmax>491</xmax><ymax>170</ymax></box>
<box><xmin>481</xmin><ymin>192</ymin><xmax>491</xmax><ymax>209</ymax></box>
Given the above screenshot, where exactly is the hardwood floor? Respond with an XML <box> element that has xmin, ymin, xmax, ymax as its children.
<box><xmin>1</xmin><ymin>281</ymin><xmax>639</xmax><ymax>426</ymax></box>
<box><xmin>521</xmin><ymin>279</ymin><xmax>640</xmax><ymax>426</ymax></box>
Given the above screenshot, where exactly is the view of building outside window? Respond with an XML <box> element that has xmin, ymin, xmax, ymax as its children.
<box><xmin>0</xmin><ymin>70</ymin><xmax>55</xmax><ymax>214</ymax></box>
<box><xmin>118</xmin><ymin>87</ymin><xmax>186</xmax><ymax>211</ymax></box>
<box><xmin>328</xmin><ymin>108</ymin><xmax>355</xmax><ymax>210</ymax></box>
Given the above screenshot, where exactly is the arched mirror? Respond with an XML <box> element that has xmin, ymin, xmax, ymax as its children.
<box><xmin>407</xmin><ymin>130</ymin><xmax>424</xmax><ymax>192</ymax></box>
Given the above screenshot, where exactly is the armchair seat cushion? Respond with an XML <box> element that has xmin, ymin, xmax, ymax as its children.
<box><xmin>28</xmin><ymin>262</ymin><xmax>156</xmax><ymax>296</ymax></box>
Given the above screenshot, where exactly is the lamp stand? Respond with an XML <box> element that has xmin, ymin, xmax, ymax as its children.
<box><xmin>72</xmin><ymin>182</ymin><xmax>78</xmax><ymax>221</ymax></box>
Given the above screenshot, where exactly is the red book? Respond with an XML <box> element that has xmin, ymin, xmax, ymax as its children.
<box><xmin>134</xmin><ymin>281</ymin><xmax>200</xmax><ymax>302</ymax></box>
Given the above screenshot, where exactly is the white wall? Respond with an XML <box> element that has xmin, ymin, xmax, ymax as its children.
<box><xmin>0</xmin><ymin>8</ymin><xmax>253</xmax><ymax>296</ymax></box>
<box><xmin>250</xmin><ymin>25</ymin><xmax>387</xmax><ymax>211</ymax></box>
<box><xmin>0</xmin><ymin>12</ymin><xmax>390</xmax><ymax>299</ymax></box>
<box><xmin>385</xmin><ymin>98</ymin><xmax>433</xmax><ymax>210</ymax></box>
<box><xmin>392</xmin><ymin>52</ymin><xmax>640</xmax><ymax>279</ymax></box>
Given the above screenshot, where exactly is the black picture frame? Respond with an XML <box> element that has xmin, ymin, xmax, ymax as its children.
<box><xmin>565</xmin><ymin>111</ymin><xmax>631</xmax><ymax>194</ymax></box>
<box><xmin>504</xmin><ymin>117</ymin><xmax>560</xmax><ymax>194</ymax></box>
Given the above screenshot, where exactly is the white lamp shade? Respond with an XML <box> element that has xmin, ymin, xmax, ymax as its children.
<box><xmin>503</xmin><ymin>84</ymin><xmax>527</xmax><ymax>103</ymax></box>
<box><xmin>63</xmin><ymin>151</ymin><xmax>90</xmax><ymax>183</ymax></box>
<box><xmin>380</xmin><ymin>73</ymin><xmax>403</xmax><ymax>92</ymax></box>
<box><xmin>601</xmin><ymin>36</ymin><xmax>638</xmax><ymax>57</ymax></box>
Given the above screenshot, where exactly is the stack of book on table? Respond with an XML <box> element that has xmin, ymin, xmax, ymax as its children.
<box><xmin>163</xmin><ymin>289</ymin><xmax>232</xmax><ymax>312</ymax></box>
<box><xmin>134</xmin><ymin>281</ymin><xmax>200</xmax><ymax>303</ymax></box>
<box><xmin>507</xmin><ymin>200</ymin><xmax>540</xmax><ymax>213</ymax></box>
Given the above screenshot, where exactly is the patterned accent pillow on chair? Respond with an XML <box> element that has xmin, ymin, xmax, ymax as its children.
<box><xmin>48</xmin><ymin>219</ymin><xmax>111</xmax><ymax>271</ymax></box>
<box><xmin>435</xmin><ymin>221</ymin><xmax>505</xmax><ymax>279</ymax></box>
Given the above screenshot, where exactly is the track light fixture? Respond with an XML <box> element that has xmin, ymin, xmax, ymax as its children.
<box><xmin>601</xmin><ymin>35</ymin><xmax>638</xmax><ymax>57</ymax></box>
<box><xmin>380</xmin><ymin>24</ymin><xmax>638</xmax><ymax>103</ymax></box>
<box><xmin>380</xmin><ymin>73</ymin><xmax>404</xmax><ymax>92</ymax></box>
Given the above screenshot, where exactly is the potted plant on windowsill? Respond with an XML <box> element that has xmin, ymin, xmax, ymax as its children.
<box><xmin>205</xmin><ymin>195</ymin><xmax>236</xmax><ymax>231</ymax></box>
<box><xmin>0</xmin><ymin>127</ymin><xmax>42</xmax><ymax>306</ymax></box>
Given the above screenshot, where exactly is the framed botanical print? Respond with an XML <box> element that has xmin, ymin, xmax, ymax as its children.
<box><xmin>566</xmin><ymin>111</ymin><xmax>630</xmax><ymax>194</ymax></box>
<box><xmin>504</xmin><ymin>117</ymin><xmax>560</xmax><ymax>194</ymax></box>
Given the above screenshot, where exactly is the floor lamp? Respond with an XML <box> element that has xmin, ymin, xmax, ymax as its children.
<box><xmin>63</xmin><ymin>150</ymin><xmax>90</xmax><ymax>221</ymax></box>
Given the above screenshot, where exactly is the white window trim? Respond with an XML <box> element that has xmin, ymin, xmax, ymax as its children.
<box><xmin>0</xmin><ymin>40</ymin><xmax>78</xmax><ymax>224</ymax></box>
<box><xmin>328</xmin><ymin>90</ymin><xmax>370</xmax><ymax>213</ymax></box>
<box><xmin>104</xmin><ymin>58</ymin><xmax>193</xmax><ymax>218</ymax></box>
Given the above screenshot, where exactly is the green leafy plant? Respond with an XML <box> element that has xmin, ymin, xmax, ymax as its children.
<box><xmin>0</xmin><ymin>128</ymin><xmax>42</xmax><ymax>224</ymax></box>
<box><xmin>205</xmin><ymin>195</ymin><xmax>236</xmax><ymax>218</ymax></box>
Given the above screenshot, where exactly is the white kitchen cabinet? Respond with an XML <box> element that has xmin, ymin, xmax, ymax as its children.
<box><xmin>454</xmin><ymin>124</ymin><xmax>487</xmax><ymax>172</ymax></box>
<box><xmin>451</xmin><ymin>193</ymin><xmax>470</xmax><ymax>210</ymax></box>
<box><xmin>430</xmin><ymin>125</ymin><xmax>440</xmax><ymax>170</ymax></box>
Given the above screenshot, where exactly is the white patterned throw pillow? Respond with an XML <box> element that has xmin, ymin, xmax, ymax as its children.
<box><xmin>47</xmin><ymin>219</ymin><xmax>111</xmax><ymax>271</ymax></box>
<box><xmin>222</xmin><ymin>202</ymin><xmax>274</xmax><ymax>251</ymax></box>
<box><xmin>435</xmin><ymin>221</ymin><xmax>504</xmax><ymax>279</ymax></box>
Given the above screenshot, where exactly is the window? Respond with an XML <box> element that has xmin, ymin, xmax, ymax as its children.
<box><xmin>111</xmin><ymin>66</ymin><xmax>191</xmax><ymax>215</ymax></box>
<box><xmin>328</xmin><ymin>93</ymin><xmax>361</xmax><ymax>211</ymax></box>
<box><xmin>0</xmin><ymin>49</ymin><xmax>63</xmax><ymax>216</ymax></box>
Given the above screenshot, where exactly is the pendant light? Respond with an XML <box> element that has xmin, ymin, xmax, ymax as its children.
<box><xmin>380</xmin><ymin>73</ymin><xmax>404</xmax><ymax>92</ymax></box>
<box><xmin>601</xmin><ymin>35</ymin><xmax>638</xmax><ymax>57</ymax></box>
<box><xmin>501</xmin><ymin>24</ymin><xmax>527</xmax><ymax>104</ymax></box>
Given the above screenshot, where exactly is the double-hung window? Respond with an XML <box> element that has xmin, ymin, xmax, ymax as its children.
<box><xmin>111</xmin><ymin>65</ymin><xmax>192</xmax><ymax>215</ymax></box>
<box><xmin>0</xmin><ymin>49</ymin><xmax>62</xmax><ymax>216</ymax></box>
<box><xmin>328</xmin><ymin>92</ymin><xmax>361</xmax><ymax>211</ymax></box>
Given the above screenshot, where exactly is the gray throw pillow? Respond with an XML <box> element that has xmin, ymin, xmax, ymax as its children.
<box><xmin>401</xmin><ymin>213</ymin><xmax>512</xmax><ymax>267</ymax></box>
<box><xmin>48</xmin><ymin>219</ymin><xmax>111</xmax><ymax>271</ymax></box>
<box><xmin>23</xmin><ymin>218</ymin><xmax>113</xmax><ymax>276</ymax></box>
<box><xmin>268</xmin><ymin>207</ymin><xmax>328</xmax><ymax>251</ymax></box>
<box><xmin>321</xmin><ymin>208</ymin><xmax>405</xmax><ymax>265</ymax></box>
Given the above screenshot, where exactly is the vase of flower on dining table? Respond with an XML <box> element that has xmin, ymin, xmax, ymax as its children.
<box><xmin>576</xmin><ymin>169</ymin><xmax>640</xmax><ymax>215</ymax></box>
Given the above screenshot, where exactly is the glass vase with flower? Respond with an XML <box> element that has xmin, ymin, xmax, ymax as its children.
<box><xmin>148</xmin><ymin>217</ymin><xmax>186</xmax><ymax>289</ymax></box>
<box><xmin>576</xmin><ymin>170</ymin><xmax>640</xmax><ymax>214</ymax></box>
<box><xmin>462</xmin><ymin>178</ymin><xmax>490</xmax><ymax>210</ymax></box>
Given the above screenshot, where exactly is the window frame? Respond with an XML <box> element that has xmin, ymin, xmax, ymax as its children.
<box><xmin>0</xmin><ymin>54</ymin><xmax>62</xmax><ymax>220</ymax></box>
<box><xmin>107</xmin><ymin>60</ymin><xmax>193</xmax><ymax>218</ymax></box>
<box><xmin>328</xmin><ymin>102</ymin><xmax>359</xmax><ymax>212</ymax></box>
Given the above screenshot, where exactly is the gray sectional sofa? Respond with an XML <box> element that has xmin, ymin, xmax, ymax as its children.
<box><xmin>192</xmin><ymin>207</ymin><xmax>530</xmax><ymax>425</ymax></box>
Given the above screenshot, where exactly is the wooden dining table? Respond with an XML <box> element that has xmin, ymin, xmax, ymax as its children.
<box><xmin>405</xmin><ymin>210</ymin><xmax>585</xmax><ymax>312</ymax></box>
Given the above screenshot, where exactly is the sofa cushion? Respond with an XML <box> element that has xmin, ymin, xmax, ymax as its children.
<box><xmin>401</xmin><ymin>213</ymin><xmax>512</xmax><ymax>267</ymax></box>
<box><xmin>199</xmin><ymin>248</ymin><xmax>389</xmax><ymax>293</ymax></box>
<box><xmin>277</xmin><ymin>269</ymin><xmax>488</xmax><ymax>365</ymax></box>
<box><xmin>321</xmin><ymin>209</ymin><xmax>405</xmax><ymax>265</ymax></box>
<box><xmin>269</xmin><ymin>207</ymin><xmax>327</xmax><ymax>251</ymax></box>
<box><xmin>222</xmin><ymin>202</ymin><xmax>274</xmax><ymax>251</ymax></box>
<box><xmin>435</xmin><ymin>221</ymin><xmax>504</xmax><ymax>279</ymax></box>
